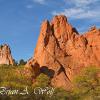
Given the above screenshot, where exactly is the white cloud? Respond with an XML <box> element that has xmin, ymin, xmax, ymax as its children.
<box><xmin>33</xmin><ymin>0</ymin><xmax>45</xmax><ymax>4</ymax></box>
<box><xmin>52</xmin><ymin>8</ymin><xmax>100</xmax><ymax>20</ymax></box>
<box><xmin>52</xmin><ymin>0</ymin><xmax>100</xmax><ymax>21</ymax></box>
<box><xmin>71</xmin><ymin>0</ymin><xmax>95</xmax><ymax>6</ymax></box>
<box><xmin>64</xmin><ymin>0</ymin><xmax>99</xmax><ymax>7</ymax></box>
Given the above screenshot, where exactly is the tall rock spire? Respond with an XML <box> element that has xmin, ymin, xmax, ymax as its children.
<box><xmin>0</xmin><ymin>44</ymin><xmax>14</xmax><ymax>65</ymax></box>
<box><xmin>26</xmin><ymin>15</ymin><xmax>100</xmax><ymax>90</ymax></box>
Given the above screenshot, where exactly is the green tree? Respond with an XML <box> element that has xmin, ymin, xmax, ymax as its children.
<box><xmin>19</xmin><ymin>59</ymin><xmax>27</xmax><ymax>65</ymax></box>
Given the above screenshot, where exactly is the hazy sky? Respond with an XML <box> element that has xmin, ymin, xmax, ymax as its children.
<box><xmin>0</xmin><ymin>0</ymin><xmax>100</xmax><ymax>61</ymax></box>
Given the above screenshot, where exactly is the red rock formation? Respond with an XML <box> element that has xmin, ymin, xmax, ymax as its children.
<box><xmin>26</xmin><ymin>15</ymin><xmax>100</xmax><ymax>90</ymax></box>
<box><xmin>0</xmin><ymin>44</ymin><xmax>14</xmax><ymax>65</ymax></box>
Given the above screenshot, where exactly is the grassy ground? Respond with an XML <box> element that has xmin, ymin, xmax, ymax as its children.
<box><xmin>0</xmin><ymin>65</ymin><xmax>32</xmax><ymax>88</ymax></box>
<box><xmin>0</xmin><ymin>65</ymin><xmax>99</xmax><ymax>100</ymax></box>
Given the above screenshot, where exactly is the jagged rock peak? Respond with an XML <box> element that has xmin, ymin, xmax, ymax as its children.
<box><xmin>51</xmin><ymin>15</ymin><xmax>68</xmax><ymax>24</ymax></box>
<box><xmin>40</xmin><ymin>15</ymin><xmax>79</xmax><ymax>41</ymax></box>
<box><xmin>84</xmin><ymin>26</ymin><xmax>100</xmax><ymax>36</ymax></box>
<box><xmin>40</xmin><ymin>20</ymin><xmax>52</xmax><ymax>35</ymax></box>
<box><xmin>89</xmin><ymin>26</ymin><xmax>97</xmax><ymax>31</ymax></box>
<box><xmin>0</xmin><ymin>44</ymin><xmax>14</xmax><ymax>65</ymax></box>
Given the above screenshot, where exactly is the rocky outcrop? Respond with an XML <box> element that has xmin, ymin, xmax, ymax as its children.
<box><xmin>26</xmin><ymin>15</ymin><xmax>100</xmax><ymax>90</ymax></box>
<box><xmin>0</xmin><ymin>44</ymin><xmax>14</xmax><ymax>65</ymax></box>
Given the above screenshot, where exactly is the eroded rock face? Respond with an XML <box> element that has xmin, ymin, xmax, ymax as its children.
<box><xmin>26</xmin><ymin>15</ymin><xmax>100</xmax><ymax>90</ymax></box>
<box><xmin>0</xmin><ymin>44</ymin><xmax>14</xmax><ymax>65</ymax></box>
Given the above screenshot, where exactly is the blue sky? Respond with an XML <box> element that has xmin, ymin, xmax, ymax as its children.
<box><xmin>0</xmin><ymin>0</ymin><xmax>100</xmax><ymax>61</ymax></box>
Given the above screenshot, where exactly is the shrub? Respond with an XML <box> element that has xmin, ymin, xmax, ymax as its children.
<box><xmin>33</xmin><ymin>73</ymin><xmax>50</xmax><ymax>88</ymax></box>
<box><xmin>73</xmin><ymin>66</ymin><xmax>100</xmax><ymax>100</ymax></box>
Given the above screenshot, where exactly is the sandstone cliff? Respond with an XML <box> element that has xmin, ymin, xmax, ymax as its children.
<box><xmin>26</xmin><ymin>15</ymin><xmax>100</xmax><ymax>89</ymax></box>
<box><xmin>0</xmin><ymin>44</ymin><xmax>14</xmax><ymax>65</ymax></box>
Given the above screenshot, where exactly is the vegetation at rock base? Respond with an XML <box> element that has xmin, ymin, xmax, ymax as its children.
<box><xmin>19</xmin><ymin>59</ymin><xmax>27</xmax><ymax>66</ymax></box>
<box><xmin>32</xmin><ymin>73</ymin><xmax>50</xmax><ymax>88</ymax></box>
<box><xmin>13</xmin><ymin>59</ymin><xmax>27</xmax><ymax>66</ymax></box>
<box><xmin>0</xmin><ymin>64</ymin><xmax>99</xmax><ymax>100</ymax></box>
<box><xmin>72</xmin><ymin>66</ymin><xmax>100</xmax><ymax>100</ymax></box>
